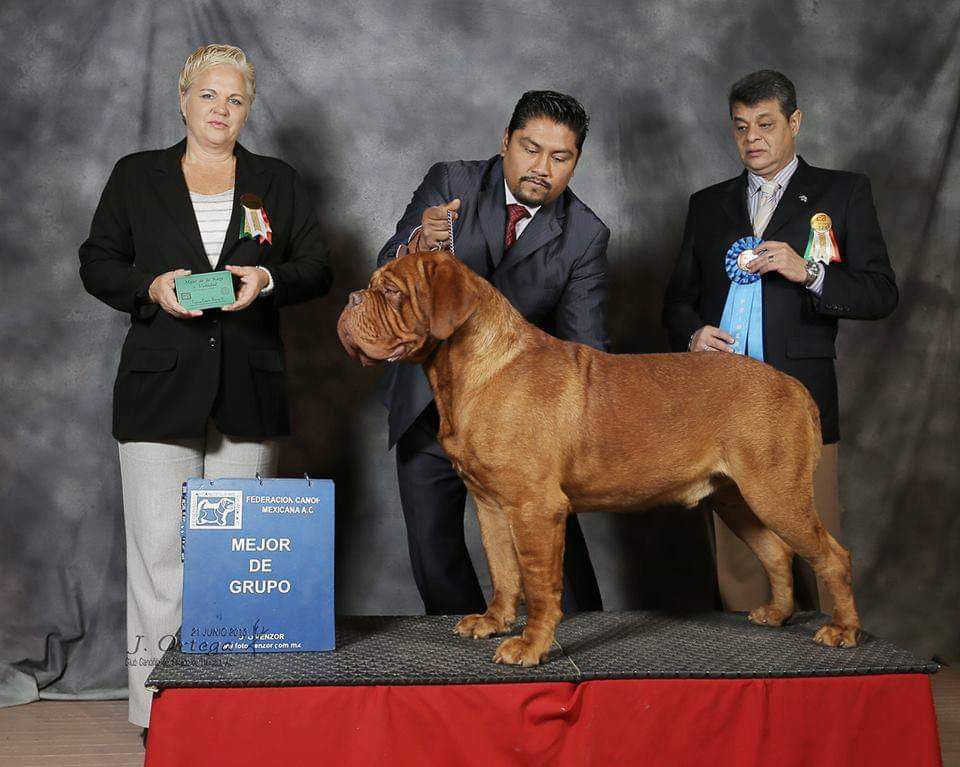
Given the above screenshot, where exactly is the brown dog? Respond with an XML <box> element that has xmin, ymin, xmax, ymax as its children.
<box><xmin>338</xmin><ymin>250</ymin><xmax>861</xmax><ymax>666</ymax></box>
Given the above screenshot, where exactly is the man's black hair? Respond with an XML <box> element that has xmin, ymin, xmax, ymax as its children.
<box><xmin>507</xmin><ymin>90</ymin><xmax>590</xmax><ymax>153</ymax></box>
<box><xmin>728</xmin><ymin>70</ymin><xmax>798</xmax><ymax>119</ymax></box>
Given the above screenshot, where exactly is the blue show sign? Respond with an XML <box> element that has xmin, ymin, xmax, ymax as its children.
<box><xmin>180</xmin><ymin>477</ymin><xmax>335</xmax><ymax>653</ymax></box>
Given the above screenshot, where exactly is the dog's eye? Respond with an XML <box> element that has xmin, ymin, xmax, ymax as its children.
<box><xmin>382</xmin><ymin>286</ymin><xmax>404</xmax><ymax>305</ymax></box>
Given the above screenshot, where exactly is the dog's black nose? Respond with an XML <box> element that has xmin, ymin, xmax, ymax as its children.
<box><xmin>349</xmin><ymin>291</ymin><xmax>364</xmax><ymax>306</ymax></box>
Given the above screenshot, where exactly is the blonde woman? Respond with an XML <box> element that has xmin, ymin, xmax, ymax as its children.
<box><xmin>79</xmin><ymin>44</ymin><xmax>333</xmax><ymax>734</ymax></box>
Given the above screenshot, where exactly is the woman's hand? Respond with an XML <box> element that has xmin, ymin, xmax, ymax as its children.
<box><xmin>222</xmin><ymin>265</ymin><xmax>269</xmax><ymax>311</ymax></box>
<box><xmin>147</xmin><ymin>269</ymin><xmax>203</xmax><ymax>318</ymax></box>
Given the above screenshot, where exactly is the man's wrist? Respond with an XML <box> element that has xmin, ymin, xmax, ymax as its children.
<box><xmin>803</xmin><ymin>259</ymin><xmax>822</xmax><ymax>287</ymax></box>
<box><xmin>396</xmin><ymin>226</ymin><xmax>424</xmax><ymax>258</ymax></box>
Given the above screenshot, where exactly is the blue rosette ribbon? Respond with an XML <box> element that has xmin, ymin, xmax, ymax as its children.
<box><xmin>719</xmin><ymin>236</ymin><xmax>764</xmax><ymax>361</ymax></box>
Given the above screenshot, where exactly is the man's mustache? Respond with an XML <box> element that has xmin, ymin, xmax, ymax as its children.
<box><xmin>521</xmin><ymin>176</ymin><xmax>551</xmax><ymax>190</ymax></box>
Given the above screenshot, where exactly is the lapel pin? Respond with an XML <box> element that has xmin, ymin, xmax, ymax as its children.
<box><xmin>799</xmin><ymin>194</ymin><xmax>808</xmax><ymax>203</ymax></box>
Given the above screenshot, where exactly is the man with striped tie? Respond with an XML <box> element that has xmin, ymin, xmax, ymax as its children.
<box><xmin>376</xmin><ymin>91</ymin><xmax>609</xmax><ymax>618</ymax></box>
<box><xmin>663</xmin><ymin>70</ymin><xmax>898</xmax><ymax>616</ymax></box>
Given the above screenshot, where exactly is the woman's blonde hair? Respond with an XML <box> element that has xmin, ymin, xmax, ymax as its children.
<box><xmin>178</xmin><ymin>44</ymin><xmax>256</xmax><ymax>104</ymax></box>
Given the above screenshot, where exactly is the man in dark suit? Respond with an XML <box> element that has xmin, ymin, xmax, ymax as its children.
<box><xmin>377</xmin><ymin>90</ymin><xmax>607</xmax><ymax>615</ymax></box>
<box><xmin>663</xmin><ymin>70</ymin><xmax>898</xmax><ymax>613</ymax></box>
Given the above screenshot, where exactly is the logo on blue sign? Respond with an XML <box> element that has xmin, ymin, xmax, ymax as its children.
<box><xmin>190</xmin><ymin>490</ymin><xmax>243</xmax><ymax>530</ymax></box>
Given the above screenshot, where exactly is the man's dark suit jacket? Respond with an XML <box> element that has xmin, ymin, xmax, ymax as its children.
<box><xmin>663</xmin><ymin>157</ymin><xmax>898</xmax><ymax>444</ymax></box>
<box><xmin>79</xmin><ymin>139</ymin><xmax>332</xmax><ymax>441</ymax></box>
<box><xmin>376</xmin><ymin>155</ymin><xmax>611</xmax><ymax>447</ymax></box>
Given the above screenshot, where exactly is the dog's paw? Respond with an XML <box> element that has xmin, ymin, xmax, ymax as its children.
<box><xmin>747</xmin><ymin>604</ymin><xmax>791</xmax><ymax>627</ymax></box>
<box><xmin>453</xmin><ymin>613</ymin><xmax>512</xmax><ymax>639</ymax></box>
<box><xmin>492</xmin><ymin>635</ymin><xmax>549</xmax><ymax>667</ymax></box>
<box><xmin>812</xmin><ymin>623</ymin><xmax>860</xmax><ymax>648</ymax></box>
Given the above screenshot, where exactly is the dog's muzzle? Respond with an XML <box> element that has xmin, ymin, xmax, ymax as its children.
<box><xmin>337</xmin><ymin>295</ymin><xmax>388</xmax><ymax>367</ymax></box>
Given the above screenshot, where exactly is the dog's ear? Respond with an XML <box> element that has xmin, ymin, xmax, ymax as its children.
<box><xmin>426</xmin><ymin>255</ymin><xmax>479</xmax><ymax>340</ymax></box>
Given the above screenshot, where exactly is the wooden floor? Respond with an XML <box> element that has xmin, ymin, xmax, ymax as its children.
<box><xmin>0</xmin><ymin>698</ymin><xmax>143</xmax><ymax>767</ymax></box>
<box><xmin>940</xmin><ymin>667</ymin><xmax>960</xmax><ymax>766</ymax></box>
<box><xmin>0</xmin><ymin>667</ymin><xmax>957</xmax><ymax>766</ymax></box>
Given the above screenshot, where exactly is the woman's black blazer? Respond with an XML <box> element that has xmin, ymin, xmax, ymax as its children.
<box><xmin>79</xmin><ymin>140</ymin><xmax>333</xmax><ymax>441</ymax></box>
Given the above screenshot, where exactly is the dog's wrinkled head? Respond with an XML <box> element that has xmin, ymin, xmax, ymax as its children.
<box><xmin>338</xmin><ymin>250</ymin><xmax>479</xmax><ymax>366</ymax></box>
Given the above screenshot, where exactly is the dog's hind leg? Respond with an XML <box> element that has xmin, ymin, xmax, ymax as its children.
<box><xmin>454</xmin><ymin>498</ymin><xmax>522</xmax><ymax>639</ymax></box>
<box><xmin>492</xmin><ymin>497</ymin><xmax>568</xmax><ymax>667</ymax></box>
<box><xmin>737</xmin><ymin>480</ymin><xmax>861</xmax><ymax>647</ymax></box>
<box><xmin>711</xmin><ymin>483</ymin><xmax>796</xmax><ymax>627</ymax></box>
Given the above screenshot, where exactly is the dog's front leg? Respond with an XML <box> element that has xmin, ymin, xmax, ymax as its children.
<box><xmin>493</xmin><ymin>500</ymin><xmax>567</xmax><ymax>667</ymax></box>
<box><xmin>454</xmin><ymin>498</ymin><xmax>521</xmax><ymax>639</ymax></box>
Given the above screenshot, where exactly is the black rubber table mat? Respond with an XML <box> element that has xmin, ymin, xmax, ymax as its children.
<box><xmin>146</xmin><ymin>611</ymin><xmax>938</xmax><ymax>690</ymax></box>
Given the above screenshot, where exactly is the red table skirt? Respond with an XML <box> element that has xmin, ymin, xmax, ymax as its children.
<box><xmin>146</xmin><ymin>674</ymin><xmax>942</xmax><ymax>767</ymax></box>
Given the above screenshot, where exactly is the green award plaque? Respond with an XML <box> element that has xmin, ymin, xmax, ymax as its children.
<box><xmin>175</xmin><ymin>271</ymin><xmax>236</xmax><ymax>311</ymax></box>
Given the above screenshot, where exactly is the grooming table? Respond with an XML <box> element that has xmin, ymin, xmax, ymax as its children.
<box><xmin>144</xmin><ymin>611</ymin><xmax>942</xmax><ymax>766</ymax></box>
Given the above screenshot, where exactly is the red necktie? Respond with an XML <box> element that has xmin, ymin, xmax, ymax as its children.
<box><xmin>504</xmin><ymin>203</ymin><xmax>531</xmax><ymax>249</ymax></box>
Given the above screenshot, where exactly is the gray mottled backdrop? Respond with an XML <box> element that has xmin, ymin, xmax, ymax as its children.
<box><xmin>1</xmin><ymin>0</ymin><xmax>958</xmax><ymax>705</ymax></box>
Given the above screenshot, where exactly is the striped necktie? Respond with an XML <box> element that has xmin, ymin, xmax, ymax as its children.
<box><xmin>752</xmin><ymin>180</ymin><xmax>780</xmax><ymax>238</ymax></box>
<box><xmin>504</xmin><ymin>204</ymin><xmax>531</xmax><ymax>249</ymax></box>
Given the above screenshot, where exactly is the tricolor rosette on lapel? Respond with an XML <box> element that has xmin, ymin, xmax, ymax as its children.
<box><xmin>719</xmin><ymin>236</ymin><xmax>764</xmax><ymax>361</ymax></box>
<box><xmin>803</xmin><ymin>212</ymin><xmax>841</xmax><ymax>265</ymax></box>
<box><xmin>239</xmin><ymin>193</ymin><xmax>273</xmax><ymax>245</ymax></box>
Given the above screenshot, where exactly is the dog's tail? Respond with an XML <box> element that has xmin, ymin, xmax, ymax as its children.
<box><xmin>783</xmin><ymin>373</ymin><xmax>823</xmax><ymax>470</ymax></box>
<box><xmin>798</xmin><ymin>378</ymin><xmax>823</xmax><ymax>449</ymax></box>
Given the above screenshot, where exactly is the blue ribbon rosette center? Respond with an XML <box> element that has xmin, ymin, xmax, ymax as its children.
<box><xmin>719</xmin><ymin>236</ymin><xmax>764</xmax><ymax>361</ymax></box>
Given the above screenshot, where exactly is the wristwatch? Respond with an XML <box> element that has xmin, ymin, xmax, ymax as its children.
<box><xmin>803</xmin><ymin>260</ymin><xmax>822</xmax><ymax>287</ymax></box>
